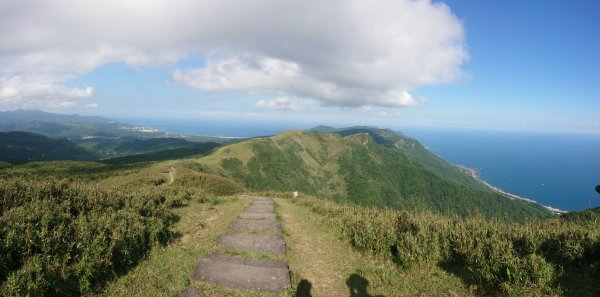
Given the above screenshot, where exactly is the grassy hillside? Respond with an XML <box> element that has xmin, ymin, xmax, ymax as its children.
<box><xmin>0</xmin><ymin>146</ymin><xmax>596</xmax><ymax>295</ymax></box>
<box><xmin>289</xmin><ymin>195</ymin><xmax>600</xmax><ymax>296</ymax></box>
<box><xmin>0</xmin><ymin>131</ymin><xmax>96</xmax><ymax>163</ymax></box>
<box><xmin>0</xmin><ymin>159</ymin><xmax>245</xmax><ymax>295</ymax></box>
<box><xmin>78</xmin><ymin>137</ymin><xmax>197</xmax><ymax>155</ymax></box>
<box><xmin>197</xmin><ymin>130</ymin><xmax>551</xmax><ymax>221</ymax></box>
<box><xmin>560</xmin><ymin>206</ymin><xmax>600</xmax><ymax>223</ymax></box>
<box><xmin>311</xmin><ymin>126</ymin><xmax>489</xmax><ymax>191</ymax></box>
<box><xmin>0</xmin><ymin>178</ymin><xmax>175</xmax><ymax>295</ymax></box>
<box><xmin>101</xmin><ymin>144</ymin><xmax>220</xmax><ymax>165</ymax></box>
<box><xmin>77</xmin><ymin>137</ymin><xmax>221</xmax><ymax>160</ymax></box>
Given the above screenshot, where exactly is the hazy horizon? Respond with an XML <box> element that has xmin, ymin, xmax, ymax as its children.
<box><xmin>1</xmin><ymin>1</ymin><xmax>599</xmax><ymax>134</ymax></box>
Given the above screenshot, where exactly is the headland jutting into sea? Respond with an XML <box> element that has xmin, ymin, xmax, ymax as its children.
<box><xmin>456</xmin><ymin>165</ymin><xmax>566</xmax><ymax>214</ymax></box>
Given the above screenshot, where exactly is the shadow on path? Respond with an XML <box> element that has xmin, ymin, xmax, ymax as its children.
<box><xmin>346</xmin><ymin>274</ymin><xmax>384</xmax><ymax>297</ymax></box>
<box><xmin>295</xmin><ymin>279</ymin><xmax>313</xmax><ymax>297</ymax></box>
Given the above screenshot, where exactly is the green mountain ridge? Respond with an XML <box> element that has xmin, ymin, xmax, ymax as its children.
<box><xmin>0</xmin><ymin>131</ymin><xmax>97</xmax><ymax>163</ymax></box>
<box><xmin>75</xmin><ymin>137</ymin><xmax>217</xmax><ymax>157</ymax></box>
<box><xmin>0</xmin><ymin>131</ymin><xmax>221</xmax><ymax>165</ymax></box>
<box><xmin>197</xmin><ymin>129</ymin><xmax>551</xmax><ymax>221</ymax></box>
<box><xmin>309</xmin><ymin>126</ymin><xmax>490</xmax><ymax>191</ymax></box>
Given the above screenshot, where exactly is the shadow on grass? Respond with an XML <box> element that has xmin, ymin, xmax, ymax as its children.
<box><xmin>295</xmin><ymin>279</ymin><xmax>313</xmax><ymax>297</ymax></box>
<box><xmin>438</xmin><ymin>260</ymin><xmax>487</xmax><ymax>296</ymax></box>
<box><xmin>554</xmin><ymin>265</ymin><xmax>600</xmax><ymax>296</ymax></box>
<box><xmin>346</xmin><ymin>273</ymin><xmax>384</xmax><ymax>297</ymax></box>
<box><xmin>439</xmin><ymin>259</ymin><xmax>600</xmax><ymax>296</ymax></box>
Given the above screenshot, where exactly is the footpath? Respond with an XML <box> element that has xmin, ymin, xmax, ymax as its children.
<box><xmin>179</xmin><ymin>196</ymin><xmax>291</xmax><ymax>296</ymax></box>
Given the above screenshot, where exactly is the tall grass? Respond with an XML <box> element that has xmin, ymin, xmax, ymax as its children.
<box><xmin>0</xmin><ymin>178</ymin><xmax>176</xmax><ymax>296</ymax></box>
<box><xmin>0</xmin><ymin>161</ymin><xmax>247</xmax><ymax>296</ymax></box>
<box><xmin>294</xmin><ymin>197</ymin><xmax>600</xmax><ymax>295</ymax></box>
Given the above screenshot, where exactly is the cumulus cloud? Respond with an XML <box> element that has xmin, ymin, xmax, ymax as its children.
<box><xmin>0</xmin><ymin>75</ymin><xmax>93</xmax><ymax>109</ymax></box>
<box><xmin>1</xmin><ymin>0</ymin><xmax>468</xmax><ymax>108</ymax></box>
<box><xmin>256</xmin><ymin>97</ymin><xmax>314</xmax><ymax>110</ymax></box>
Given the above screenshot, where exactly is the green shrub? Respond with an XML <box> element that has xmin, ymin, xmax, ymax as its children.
<box><xmin>340</xmin><ymin>208</ymin><xmax>398</xmax><ymax>255</ymax></box>
<box><xmin>0</xmin><ymin>178</ymin><xmax>176</xmax><ymax>295</ymax></box>
<box><xmin>291</xmin><ymin>196</ymin><xmax>599</xmax><ymax>296</ymax></box>
<box><xmin>394</xmin><ymin>212</ymin><xmax>453</xmax><ymax>268</ymax></box>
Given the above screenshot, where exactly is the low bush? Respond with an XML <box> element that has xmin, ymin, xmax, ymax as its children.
<box><xmin>0</xmin><ymin>178</ymin><xmax>176</xmax><ymax>296</ymax></box>
<box><xmin>293</xmin><ymin>196</ymin><xmax>600</xmax><ymax>295</ymax></box>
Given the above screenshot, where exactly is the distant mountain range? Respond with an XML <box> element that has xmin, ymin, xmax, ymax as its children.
<box><xmin>0</xmin><ymin>110</ymin><xmax>229</xmax><ymax>163</ymax></box>
<box><xmin>0</xmin><ymin>110</ymin><xmax>232</xmax><ymax>143</ymax></box>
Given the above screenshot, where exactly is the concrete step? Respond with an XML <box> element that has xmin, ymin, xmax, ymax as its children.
<box><xmin>191</xmin><ymin>253</ymin><xmax>291</xmax><ymax>292</ymax></box>
<box><xmin>230</xmin><ymin>218</ymin><xmax>281</xmax><ymax>232</ymax></box>
<box><xmin>218</xmin><ymin>233</ymin><xmax>286</xmax><ymax>254</ymax></box>
<box><xmin>244</xmin><ymin>204</ymin><xmax>275</xmax><ymax>213</ymax></box>
<box><xmin>239</xmin><ymin>212</ymin><xmax>277</xmax><ymax>220</ymax></box>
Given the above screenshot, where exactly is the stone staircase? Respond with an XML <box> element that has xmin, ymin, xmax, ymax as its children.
<box><xmin>179</xmin><ymin>196</ymin><xmax>291</xmax><ymax>296</ymax></box>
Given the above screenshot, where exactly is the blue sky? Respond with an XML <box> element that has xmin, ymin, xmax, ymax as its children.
<box><xmin>1</xmin><ymin>0</ymin><xmax>599</xmax><ymax>133</ymax></box>
<box><xmin>411</xmin><ymin>0</ymin><xmax>600</xmax><ymax>132</ymax></box>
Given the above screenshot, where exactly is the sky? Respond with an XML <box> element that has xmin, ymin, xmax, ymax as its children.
<box><xmin>0</xmin><ymin>0</ymin><xmax>599</xmax><ymax>133</ymax></box>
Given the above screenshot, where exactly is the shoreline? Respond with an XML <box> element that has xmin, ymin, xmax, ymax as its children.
<box><xmin>456</xmin><ymin>165</ymin><xmax>567</xmax><ymax>214</ymax></box>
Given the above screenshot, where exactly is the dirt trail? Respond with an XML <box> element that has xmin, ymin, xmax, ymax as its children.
<box><xmin>168</xmin><ymin>166</ymin><xmax>176</xmax><ymax>185</ymax></box>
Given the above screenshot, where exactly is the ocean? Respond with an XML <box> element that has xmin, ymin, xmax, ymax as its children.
<box><xmin>124</xmin><ymin>118</ymin><xmax>600</xmax><ymax>212</ymax></box>
<box><xmin>402</xmin><ymin>128</ymin><xmax>600</xmax><ymax>212</ymax></box>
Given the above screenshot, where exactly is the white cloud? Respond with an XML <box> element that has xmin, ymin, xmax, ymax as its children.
<box><xmin>256</xmin><ymin>97</ymin><xmax>314</xmax><ymax>110</ymax></box>
<box><xmin>0</xmin><ymin>75</ymin><xmax>93</xmax><ymax>109</ymax></box>
<box><xmin>86</xmin><ymin>103</ymin><xmax>99</xmax><ymax>108</ymax></box>
<box><xmin>379</xmin><ymin>111</ymin><xmax>390</xmax><ymax>118</ymax></box>
<box><xmin>1</xmin><ymin>0</ymin><xmax>467</xmax><ymax>108</ymax></box>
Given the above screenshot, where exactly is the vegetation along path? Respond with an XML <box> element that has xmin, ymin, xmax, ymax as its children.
<box><xmin>181</xmin><ymin>196</ymin><xmax>292</xmax><ymax>296</ymax></box>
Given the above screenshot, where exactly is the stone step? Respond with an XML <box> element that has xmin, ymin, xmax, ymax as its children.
<box><xmin>244</xmin><ymin>205</ymin><xmax>275</xmax><ymax>213</ymax></box>
<box><xmin>231</xmin><ymin>218</ymin><xmax>280</xmax><ymax>232</ymax></box>
<box><xmin>250</xmin><ymin>197</ymin><xmax>274</xmax><ymax>202</ymax></box>
<box><xmin>250</xmin><ymin>203</ymin><xmax>274</xmax><ymax>208</ymax></box>
<box><xmin>218</xmin><ymin>233</ymin><xmax>286</xmax><ymax>254</ymax></box>
<box><xmin>239</xmin><ymin>212</ymin><xmax>276</xmax><ymax>220</ymax></box>
<box><xmin>192</xmin><ymin>253</ymin><xmax>291</xmax><ymax>292</ymax></box>
<box><xmin>251</xmin><ymin>200</ymin><xmax>274</xmax><ymax>205</ymax></box>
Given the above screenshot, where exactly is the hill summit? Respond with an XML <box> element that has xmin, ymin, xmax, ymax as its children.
<box><xmin>197</xmin><ymin>127</ymin><xmax>550</xmax><ymax>221</ymax></box>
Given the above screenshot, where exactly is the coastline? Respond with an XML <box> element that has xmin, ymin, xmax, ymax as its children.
<box><xmin>456</xmin><ymin>165</ymin><xmax>567</xmax><ymax>214</ymax></box>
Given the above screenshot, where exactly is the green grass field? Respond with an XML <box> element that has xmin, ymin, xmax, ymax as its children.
<box><xmin>1</xmin><ymin>143</ymin><xmax>598</xmax><ymax>296</ymax></box>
